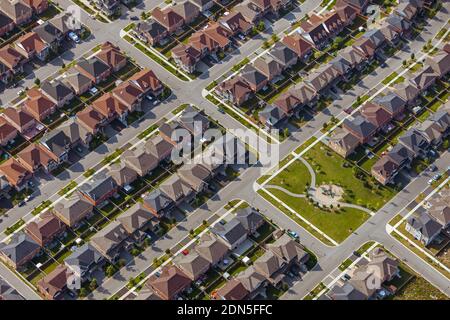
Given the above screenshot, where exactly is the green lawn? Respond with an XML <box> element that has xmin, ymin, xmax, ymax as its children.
<box><xmin>268</xmin><ymin>159</ymin><xmax>311</xmax><ymax>194</ymax></box>
<box><xmin>304</xmin><ymin>143</ymin><xmax>396</xmax><ymax>210</ymax></box>
<box><xmin>268</xmin><ymin>189</ymin><xmax>370</xmax><ymax>243</ymax></box>
<box><xmin>392</xmin><ymin>276</ymin><xmax>449</xmax><ymax>300</ymax></box>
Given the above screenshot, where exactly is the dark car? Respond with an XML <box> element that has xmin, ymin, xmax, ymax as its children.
<box><xmin>130</xmin><ymin>16</ymin><xmax>139</xmax><ymax>21</ymax></box>
<box><xmin>18</xmin><ymin>201</ymin><xmax>26</xmax><ymax>207</ymax></box>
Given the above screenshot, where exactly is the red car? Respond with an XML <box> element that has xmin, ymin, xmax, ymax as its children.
<box><xmin>181</xmin><ymin>249</ymin><xmax>189</xmax><ymax>256</ymax></box>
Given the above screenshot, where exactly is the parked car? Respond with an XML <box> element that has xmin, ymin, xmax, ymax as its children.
<box><xmin>68</xmin><ymin>32</ymin><xmax>80</xmax><ymax>43</ymax></box>
<box><xmin>18</xmin><ymin>201</ymin><xmax>26</xmax><ymax>207</ymax></box>
<box><xmin>130</xmin><ymin>16</ymin><xmax>139</xmax><ymax>21</ymax></box>
<box><xmin>287</xmin><ymin>230</ymin><xmax>299</xmax><ymax>240</ymax></box>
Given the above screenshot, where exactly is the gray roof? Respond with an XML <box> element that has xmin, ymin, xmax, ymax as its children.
<box><xmin>212</xmin><ymin>218</ymin><xmax>247</xmax><ymax>246</ymax></box>
<box><xmin>253</xmin><ymin>55</ymin><xmax>283</xmax><ymax>79</ymax></box>
<box><xmin>90</xmin><ymin>221</ymin><xmax>129</xmax><ymax>257</ymax></box>
<box><xmin>236</xmin><ymin>266</ymin><xmax>266</xmax><ymax>292</ymax></box>
<box><xmin>267</xmin><ymin>233</ymin><xmax>307</xmax><ymax>263</ymax></box>
<box><xmin>159</xmin><ymin>174</ymin><xmax>194</xmax><ymax>202</ymax></box>
<box><xmin>142</xmin><ymin>189</ymin><xmax>173</xmax><ymax>214</ymax></box>
<box><xmin>179</xmin><ymin>105</ymin><xmax>210</xmax><ymax>135</ymax></box>
<box><xmin>63</xmin><ymin>70</ymin><xmax>92</xmax><ymax>92</ymax></box>
<box><xmin>33</xmin><ymin>21</ymin><xmax>62</xmax><ymax>44</ymax></box>
<box><xmin>109</xmin><ymin>162</ymin><xmax>138</xmax><ymax>186</ymax></box>
<box><xmin>144</xmin><ymin>135</ymin><xmax>174</xmax><ymax>161</ymax></box>
<box><xmin>338</xmin><ymin>46</ymin><xmax>366</xmax><ymax>66</ymax></box>
<box><xmin>398</xmin><ymin>128</ymin><xmax>430</xmax><ymax>155</ymax></box>
<box><xmin>41</xmin><ymin>118</ymin><xmax>85</xmax><ymax>156</ymax></box>
<box><xmin>50</xmin><ymin>13</ymin><xmax>80</xmax><ymax>34</ymax></box>
<box><xmin>343</xmin><ymin>115</ymin><xmax>376</xmax><ymax>138</ymax></box>
<box><xmin>77</xmin><ymin>57</ymin><xmax>110</xmax><ymax>78</ymax></box>
<box><xmin>41</xmin><ymin>79</ymin><xmax>73</xmax><ymax>102</ymax></box>
<box><xmin>387</xmin><ymin>144</ymin><xmax>414</xmax><ymax>165</ymax></box>
<box><xmin>0</xmin><ymin>278</ymin><xmax>24</xmax><ymax>300</ymax></box>
<box><xmin>123</xmin><ymin>147</ymin><xmax>158</xmax><ymax>176</ymax></box>
<box><xmin>195</xmin><ymin>233</ymin><xmax>228</xmax><ymax>265</ymax></box>
<box><xmin>64</xmin><ymin>243</ymin><xmax>103</xmax><ymax>274</ymax></box>
<box><xmin>178</xmin><ymin>162</ymin><xmax>211</xmax><ymax>191</ymax></box>
<box><xmin>329</xmin><ymin>56</ymin><xmax>352</xmax><ymax>75</ymax></box>
<box><xmin>373</xmin><ymin>93</ymin><xmax>406</xmax><ymax>115</ymax></box>
<box><xmin>135</xmin><ymin>20</ymin><xmax>167</xmax><ymax>39</ymax></box>
<box><xmin>235</xmin><ymin>207</ymin><xmax>264</xmax><ymax>233</ymax></box>
<box><xmin>53</xmin><ymin>193</ymin><xmax>93</xmax><ymax>226</ymax></box>
<box><xmin>240</xmin><ymin>64</ymin><xmax>268</xmax><ymax>87</ymax></box>
<box><xmin>78</xmin><ymin>171</ymin><xmax>117</xmax><ymax>202</ymax></box>
<box><xmin>386</xmin><ymin>14</ymin><xmax>410</xmax><ymax>32</ymax></box>
<box><xmin>328</xmin><ymin>283</ymin><xmax>367</xmax><ymax>300</ymax></box>
<box><xmin>361</xmin><ymin>29</ymin><xmax>386</xmax><ymax>47</ymax></box>
<box><xmin>0</xmin><ymin>233</ymin><xmax>39</xmax><ymax>265</ymax></box>
<box><xmin>173</xmin><ymin>251</ymin><xmax>210</xmax><ymax>280</ymax></box>
<box><xmin>172</xmin><ymin>1</ymin><xmax>200</xmax><ymax>20</ymax></box>
<box><xmin>0</xmin><ymin>12</ymin><xmax>13</xmax><ymax>29</ymax></box>
<box><xmin>117</xmin><ymin>203</ymin><xmax>155</xmax><ymax>234</ymax></box>
<box><xmin>259</xmin><ymin>104</ymin><xmax>287</xmax><ymax>127</ymax></box>
<box><xmin>269</xmin><ymin>42</ymin><xmax>297</xmax><ymax>67</ymax></box>
<box><xmin>407</xmin><ymin>212</ymin><xmax>442</xmax><ymax>239</ymax></box>
<box><xmin>0</xmin><ymin>0</ymin><xmax>32</xmax><ymax>21</ymax></box>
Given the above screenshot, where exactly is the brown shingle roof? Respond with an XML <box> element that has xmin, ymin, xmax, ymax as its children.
<box><xmin>15</xmin><ymin>31</ymin><xmax>47</xmax><ymax>54</ymax></box>
<box><xmin>148</xmin><ymin>265</ymin><xmax>191</xmax><ymax>300</ymax></box>
<box><xmin>96</xmin><ymin>41</ymin><xmax>126</xmax><ymax>70</ymax></box>
<box><xmin>0</xmin><ymin>158</ymin><xmax>30</xmax><ymax>187</ymax></box>
<box><xmin>17</xmin><ymin>143</ymin><xmax>58</xmax><ymax>172</ymax></box>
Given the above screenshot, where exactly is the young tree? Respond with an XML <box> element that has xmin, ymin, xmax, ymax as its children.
<box><xmin>89</xmin><ymin>278</ymin><xmax>98</xmax><ymax>291</ymax></box>
<box><xmin>105</xmin><ymin>265</ymin><xmax>115</xmax><ymax>278</ymax></box>
<box><xmin>34</xmin><ymin>78</ymin><xmax>40</xmax><ymax>86</ymax></box>
<box><xmin>79</xmin><ymin>287</ymin><xmax>88</xmax><ymax>297</ymax></box>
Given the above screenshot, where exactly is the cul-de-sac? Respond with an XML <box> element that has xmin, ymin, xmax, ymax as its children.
<box><xmin>0</xmin><ymin>0</ymin><xmax>448</xmax><ymax>302</ymax></box>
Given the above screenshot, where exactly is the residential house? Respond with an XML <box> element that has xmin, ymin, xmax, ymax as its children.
<box><xmin>360</xmin><ymin>101</ymin><xmax>393</xmax><ymax>130</ymax></box>
<box><xmin>179</xmin><ymin>105</ymin><xmax>210</xmax><ymax>136</ymax></box>
<box><xmin>96</xmin><ymin>42</ymin><xmax>127</xmax><ymax>72</ymax></box>
<box><xmin>64</xmin><ymin>244</ymin><xmax>103</xmax><ymax>283</ymax></box>
<box><xmin>0</xmin><ymin>279</ymin><xmax>24</xmax><ymax>300</ymax></box>
<box><xmin>178</xmin><ymin>162</ymin><xmax>212</xmax><ymax>193</ymax></box>
<box><xmin>23</xmin><ymin>87</ymin><xmax>57</xmax><ymax>121</ymax></box>
<box><xmin>0</xmin><ymin>158</ymin><xmax>31</xmax><ymax>191</ymax></box>
<box><xmin>109</xmin><ymin>162</ymin><xmax>137</xmax><ymax>188</ymax></box>
<box><xmin>328</xmin><ymin>282</ymin><xmax>367</xmax><ymax>300</ymax></box>
<box><xmin>235</xmin><ymin>207</ymin><xmax>264</xmax><ymax>235</ymax></box>
<box><xmin>144</xmin><ymin>135</ymin><xmax>174</xmax><ymax>162</ymax></box>
<box><xmin>63</xmin><ymin>69</ymin><xmax>93</xmax><ymax>95</ymax></box>
<box><xmin>37</xmin><ymin>265</ymin><xmax>69</xmax><ymax>300</ymax></box>
<box><xmin>394</xmin><ymin>0</ymin><xmax>421</xmax><ymax>22</ymax></box>
<box><xmin>394</xmin><ymin>82</ymin><xmax>420</xmax><ymax>106</ymax></box>
<box><xmin>335</xmin><ymin>1</ymin><xmax>359</xmax><ymax>21</ymax></box>
<box><xmin>338</xmin><ymin>46</ymin><xmax>367</xmax><ymax>71</ymax></box>
<box><xmin>172</xmin><ymin>1</ymin><xmax>200</xmax><ymax>25</ymax></box>
<box><xmin>41</xmin><ymin>79</ymin><xmax>74</xmax><ymax>107</ymax></box>
<box><xmin>289</xmin><ymin>83</ymin><xmax>318</xmax><ymax>108</ymax></box>
<box><xmin>385</xmin><ymin>15</ymin><xmax>411</xmax><ymax>35</ymax></box>
<box><xmin>0</xmin><ymin>46</ymin><xmax>24</xmax><ymax>74</ymax></box>
<box><xmin>1</xmin><ymin>107</ymin><xmax>35</xmax><ymax>135</ymax></box>
<box><xmin>29</xmin><ymin>0</ymin><xmax>46</xmax><ymax>15</ymax></box>
<box><xmin>17</xmin><ymin>143</ymin><xmax>60</xmax><ymax>173</ymax></box>
<box><xmin>76</xmin><ymin>57</ymin><xmax>111</xmax><ymax>84</ymax></box>
<box><xmin>269</xmin><ymin>42</ymin><xmax>298</xmax><ymax>69</ymax></box>
<box><xmin>273</xmin><ymin>93</ymin><xmax>301</xmax><ymax>116</ymax></box>
<box><xmin>427</xmin><ymin>189</ymin><xmax>450</xmax><ymax>228</ymax></box>
<box><xmin>253</xmin><ymin>251</ymin><xmax>286</xmax><ymax>287</ymax></box>
<box><xmin>78</xmin><ymin>171</ymin><xmax>118</xmax><ymax>206</ymax></box>
<box><xmin>90</xmin><ymin>220</ymin><xmax>129</xmax><ymax>262</ymax></box>
<box><xmin>216</xmin><ymin>77</ymin><xmax>253</xmax><ymax>106</ymax></box>
<box><xmin>0</xmin><ymin>117</ymin><xmax>18</xmax><ymax>147</ymax></box>
<box><xmin>25</xmin><ymin>211</ymin><xmax>64</xmax><ymax>247</ymax></box>
<box><xmin>236</xmin><ymin>266</ymin><xmax>266</xmax><ymax>297</ymax></box>
<box><xmin>151</xmin><ymin>7</ymin><xmax>185</xmax><ymax>34</ymax></box>
<box><xmin>14</xmin><ymin>32</ymin><xmax>50</xmax><ymax>61</ymax></box>
<box><xmin>159</xmin><ymin>121</ymin><xmax>186</xmax><ymax>146</ymax></box>
<box><xmin>352</xmin><ymin>37</ymin><xmax>376</xmax><ymax>60</ymax></box>
<box><xmin>281</xmin><ymin>33</ymin><xmax>314</xmax><ymax>62</ymax></box>
<box><xmin>33</xmin><ymin>21</ymin><xmax>63</xmax><ymax>51</ymax></box>
<box><xmin>112</xmin><ymin>81</ymin><xmax>144</xmax><ymax>113</ymax></box>
<box><xmin>379</xmin><ymin>20</ymin><xmax>402</xmax><ymax>45</ymax></box>
<box><xmin>372</xmin><ymin>144</ymin><xmax>414</xmax><ymax>185</ymax></box>
<box><xmin>159</xmin><ymin>174</ymin><xmax>195</xmax><ymax>205</ymax></box>
<box><xmin>123</xmin><ymin>147</ymin><xmax>158</xmax><ymax>177</ymax></box>
<box><xmin>329</xmin><ymin>56</ymin><xmax>353</xmax><ymax>81</ymax></box>
<box><xmin>142</xmin><ymin>189</ymin><xmax>175</xmax><ymax>218</ymax></box>
<box><xmin>409</xmin><ymin>66</ymin><xmax>438</xmax><ymax>92</ymax></box>
<box><xmin>426</xmin><ymin>49</ymin><xmax>450</xmax><ymax>78</ymax></box>
<box><xmin>343</xmin><ymin>115</ymin><xmax>377</xmax><ymax>144</ymax></box>
<box><xmin>0</xmin><ymin>12</ymin><xmax>15</xmax><ymax>37</ymax></box>
<box><xmin>190</xmin><ymin>0</ymin><xmax>214</xmax><ymax>12</ymax></box>
<box><xmin>173</xmin><ymin>251</ymin><xmax>210</xmax><ymax>281</ymax></box>
<box><xmin>0</xmin><ymin>61</ymin><xmax>13</xmax><ymax>84</ymax></box>
<box><xmin>134</xmin><ymin>20</ymin><xmax>168</xmax><ymax>46</ymax></box>
<box><xmin>240</xmin><ymin>64</ymin><xmax>268</xmax><ymax>92</ymax></box>
<box><xmin>321</xmin><ymin>10</ymin><xmax>347</xmax><ymax>38</ymax></box>
<box><xmin>195</xmin><ymin>233</ymin><xmax>228</xmax><ymax>266</ymax></box>
<box><xmin>234</xmin><ymin>2</ymin><xmax>262</xmax><ymax>24</ymax></box>
<box><xmin>398</xmin><ymin>128</ymin><xmax>430</xmax><ymax>158</ymax></box>
<box><xmin>219</xmin><ymin>11</ymin><xmax>252</xmax><ymax>36</ymax></box>
<box><xmin>253</xmin><ymin>54</ymin><xmax>283</xmax><ymax>83</ymax></box>
<box><xmin>117</xmin><ymin>203</ymin><xmax>158</xmax><ymax>245</ymax></box>
<box><xmin>53</xmin><ymin>193</ymin><xmax>93</xmax><ymax>227</ymax></box>
<box><xmin>0</xmin><ymin>233</ymin><xmax>40</xmax><ymax>270</ymax></box>
<box><xmin>335</xmin><ymin>0</ymin><xmax>368</xmax><ymax>14</ymax></box>
<box><xmin>94</xmin><ymin>0</ymin><xmax>121</xmax><ymax>17</ymax></box>
<box><xmin>190</xmin><ymin>22</ymin><xmax>232</xmax><ymax>57</ymax></box>
<box><xmin>299</xmin><ymin>14</ymin><xmax>330</xmax><ymax>48</ymax></box>
<box><xmin>373</xmin><ymin>93</ymin><xmax>406</xmax><ymax>119</ymax></box>
<box><xmin>92</xmin><ymin>92</ymin><xmax>129</xmax><ymax>124</ymax></box>
<box><xmin>418</xmin><ymin>110</ymin><xmax>450</xmax><ymax>147</ymax></box>
<box><xmin>41</xmin><ymin>119</ymin><xmax>90</xmax><ymax>162</ymax></box>
<box><xmin>0</xmin><ymin>0</ymin><xmax>33</xmax><ymax>25</ymax></box>
<box><xmin>76</xmin><ymin>106</ymin><xmax>106</xmax><ymax>135</ymax></box>
<box><xmin>214</xmin><ymin>279</ymin><xmax>249</xmax><ymax>300</ymax></box>
<box><xmin>259</xmin><ymin>104</ymin><xmax>288</xmax><ymax>128</ymax></box>
<box><xmin>328</xmin><ymin>128</ymin><xmax>360</xmax><ymax>158</ymax></box>
<box><xmin>267</xmin><ymin>233</ymin><xmax>309</xmax><ymax>266</ymax></box>
<box><xmin>49</xmin><ymin>12</ymin><xmax>81</xmax><ymax>35</ymax></box>
<box><xmin>305</xmin><ymin>63</ymin><xmax>341</xmax><ymax>92</ymax></box>
<box><xmin>211</xmin><ymin>218</ymin><xmax>248</xmax><ymax>249</ymax></box>
<box><xmin>361</xmin><ymin>29</ymin><xmax>386</xmax><ymax>50</ymax></box>
<box><xmin>147</xmin><ymin>265</ymin><xmax>192</xmax><ymax>300</ymax></box>
<box><xmin>167</xmin><ymin>45</ymin><xmax>198</xmax><ymax>74</ymax></box>
<box><xmin>129</xmin><ymin>68</ymin><xmax>163</xmax><ymax>97</ymax></box>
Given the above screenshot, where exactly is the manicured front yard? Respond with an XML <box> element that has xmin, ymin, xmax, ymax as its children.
<box><xmin>268</xmin><ymin>159</ymin><xmax>311</xmax><ymax>193</ymax></box>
